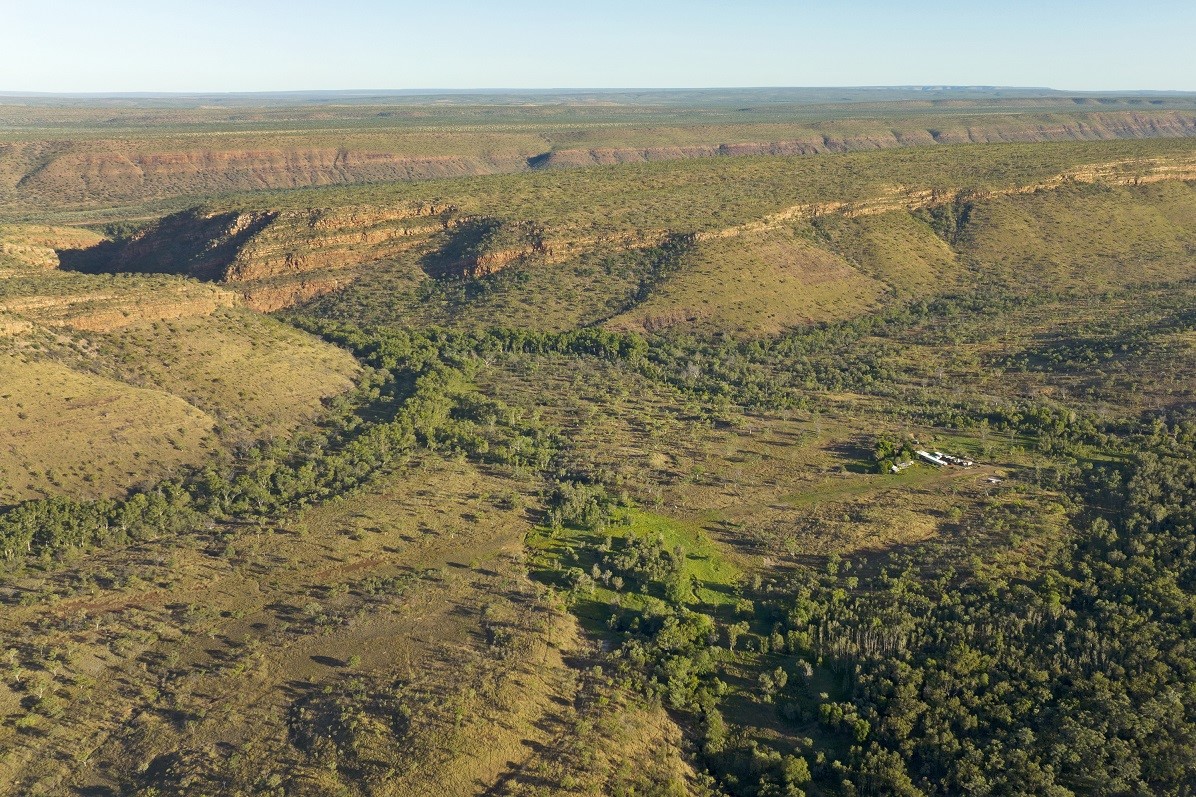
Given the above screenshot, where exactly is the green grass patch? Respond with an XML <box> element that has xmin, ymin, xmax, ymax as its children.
<box><xmin>528</xmin><ymin>507</ymin><xmax>741</xmax><ymax>637</ymax></box>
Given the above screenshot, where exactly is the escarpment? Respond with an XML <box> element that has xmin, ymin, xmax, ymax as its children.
<box><xmin>72</xmin><ymin>203</ymin><xmax>459</xmax><ymax>309</ymax></box>
<box><xmin>236</xmin><ymin>274</ymin><xmax>358</xmax><ymax>313</ymax></box>
<box><xmin>53</xmin><ymin>144</ymin><xmax>1196</xmax><ymax>317</ymax></box>
<box><xmin>94</xmin><ymin>210</ymin><xmax>280</xmax><ymax>281</ymax></box>
<box><xmin>3</xmin><ymin>111</ymin><xmax>1195</xmax><ymax>214</ymax></box>
<box><xmin>222</xmin><ymin>203</ymin><xmax>457</xmax><ymax>282</ymax></box>
<box><xmin>525</xmin><ymin>111</ymin><xmax>1196</xmax><ymax>169</ymax></box>
<box><xmin>6</xmin><ymin>148</ymin><xmax>531</xmax><ymax>207</ymax></box>
<box><xmin>89</xmin><ymin>206</ymin><xmax>611</xmax><ymax>308</ymax></box>
<box><xmin>420</xmin><ymin>219</ymin><xmax>550</xmax><ymax>279</ymax></box>
<box><xmin>0</xmin><ymin>224</ymin><xmax>240</xmax><ymax>332</ymax></box>
<box><xmin>0</xmin><ymin>279</ymin><xmax>239</xmax><ymax>333</ymax></box>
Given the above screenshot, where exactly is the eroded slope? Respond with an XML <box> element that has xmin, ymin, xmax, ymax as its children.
<box><xmin>0</xmin><ymin>226</ymin><xmax>360</xmax><ymax>503</ymax></box>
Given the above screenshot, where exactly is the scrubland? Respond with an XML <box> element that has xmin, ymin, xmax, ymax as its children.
<box><xmin>1</xmin><ymin>91</ymin><xmax>1196</xmax><ymax>796</ymax></box>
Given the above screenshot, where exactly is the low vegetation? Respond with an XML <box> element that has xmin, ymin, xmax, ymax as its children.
<box><xmin>2</xmin><ymin>91</ymin><xmax>1196</xmax><ymax>796</ymax></box>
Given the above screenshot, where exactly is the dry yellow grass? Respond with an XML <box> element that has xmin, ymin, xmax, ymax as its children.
<box><xmin>0</xmin><ymin>277</ymin><xmax>358</xmax><ymax>500</ymax></box>
<box><xmin>814</xmin><ymin>211</ymin><xmax>962</xmax><ymax>297</ymax></box>
<box><xmin>88</xmin><ymin>308</ymin><xmax>360</xmax><ymax>442</ymax></box>
<box><xmin>0</xmin><ymin>354</ymin><xmax>218</xmax><ymax>502</ymax></box>
<box><xmin>608</xmin><ymin>227</ymin><xmax>886</xmax><ymax>336</ymax></box>
<box><xmin>0</xmin><ymin>457</ymin><xmax>682</xmax><ymax>797</ymax></box>
<box><xmin>958</xmin><ymin>181</ymin><xmax>1196</xmax><ymax>289</ymax></box>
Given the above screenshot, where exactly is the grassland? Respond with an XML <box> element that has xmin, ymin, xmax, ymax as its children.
<box><xmin>0</xmin><ymin>225</ymin><xmax>360</xmax><ymax>502</ymax></box>
<box><xmin>0</xmin><ymin>455</ymin><xmax>701</xmax><ymax>796</ymax></box>
<box><xmin>1</xmin><ymin>91</ymin><xmax>1196</xmax><ymax>796</ymax></box>
<box><xmin>608</xmin><ymin>228</ymin><xmax>889</xmax><ymax>335</ymax></box>
<box><xmin>0</xmin><ymin>354</ymin><xmax>218</xmax><ymax>503</ymax></box>
<box><xmin>76</xmin><ymin>309</ymin><xmax>360</xmax><ymax>442</ymax></box>
<box><xmin>0</xmin><ymin>310</ymin><xmax>358</xmax><ymax>503</ymax></box>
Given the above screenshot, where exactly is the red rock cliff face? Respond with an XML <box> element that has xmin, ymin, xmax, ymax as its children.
<box><xmin>236</xmin><ymin>275</ymin><xmax>354</xmax><ymax>313</ymax></box>
<box><xmin>92</xmin><ymin>203</ymin><xmax>458</xmax><ymax>311</ymax></box>
<box><xmin>0</xmin><ymin>283</ymin><xmax>238</xmax><ymax>333</ymax></box>
<box><xmin>12</xmin><ymin>149</ymin><xmax>528</xmax><ymax>205</ymax></box>
<box><xmin>4</xmin><ymin>111</ymin><xmax>1195</xmax><ymax>211</ymax></box>
<box><xmin>108</xmin><ymin>203</ymin><xmax>455</xmax><ymax>284</ymax></box>
<box><xmin>528</xmin><ymin>112</ymin><xmax>1196</xmax><ymax>169</ymax></box>
<box><xmin>107</xmin><ymin>211</ymin><xmax>278</xmax><ymax>281</ymax></box>
<box><xmin>223</xmin><ymin>203</ymin><xmax>456</xmax><ymax>282</ymax></box>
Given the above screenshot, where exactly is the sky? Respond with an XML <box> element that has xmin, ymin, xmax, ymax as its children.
<box><xmin>3</xmin><ymin>0</ymin><xmax>1195</xmax><ymax>93</ymax></box>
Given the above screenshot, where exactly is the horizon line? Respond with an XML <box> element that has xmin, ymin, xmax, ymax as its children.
<box><xmin>5</xmin><ymin>85</ymin><xmax>1196</xmax><ymax>98</ymax></box>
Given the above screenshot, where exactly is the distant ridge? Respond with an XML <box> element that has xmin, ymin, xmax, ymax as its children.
<box><xmin>4</xmin><ymin>86</ymin><xmax>1196</xmax><ymax>108</ymax></box>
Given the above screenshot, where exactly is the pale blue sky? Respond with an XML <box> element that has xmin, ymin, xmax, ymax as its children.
<box><xmin>4</xmin><ymin>0</ymin><xmax>1194</xmax><ymax>93</ymax></box>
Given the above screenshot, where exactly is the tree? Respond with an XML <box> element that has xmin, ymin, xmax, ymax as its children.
<box><xmin>726</xmin><ymin>621</ymin><xmax>750</xmax><ymax>652</ymax></box>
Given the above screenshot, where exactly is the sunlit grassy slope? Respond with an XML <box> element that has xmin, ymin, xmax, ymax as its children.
<box><xmin>608</xmin><ymin>228</ymin><xmax>889</xmax><ymax>335</ymax></box>
<box><xmin>0</xmin><ymin>306</ymin><xmax>359</xmax><ymax>503</ymax></box>
<box><xmin>0</xmin><ymin>225</ymin><xmax>360</xmax><ymax>502</ymax></box>
<box><xmin>276</xmin><ymin>144</ymin><xmax>1196</xmax><ymax>336</ymax></box>
<box><xmin>0</xmin><ymin>354</ymin><xmax>219</xmax><ymax>503</ymax></box>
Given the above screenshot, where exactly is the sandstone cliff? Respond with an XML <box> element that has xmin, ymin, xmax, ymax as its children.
<box><xmin>4</xmin><ymin>111</ymin><xmax>1195</xmax><ymax>213</ymax></box>
<box><xmin>10</xmin><ymin>149</ymin><xmax>529</xmax><ymax>207</ymax></box>
<box><xmin>75</xmin><ymin>203</ymin><xmax>460</xmax><ymax>310</ymax></box>
<box><xmin>0</xmin><ymin>224</ymin><xmax>106</xmax><ymax>271</ymax></box>
<box><xmin>49</xmin><ymin>148</ymin><xmax>1196</xmax><ymax>316</ymax></box>
<box><xmin>529</xmin><ymin>112</ymin><xmax>1196</xmax><ymax>168</ymax></box>
<box><xmin>0</xmin><ymin>281</ymin><xmax>238</xmax><ymax>333</ymax></box>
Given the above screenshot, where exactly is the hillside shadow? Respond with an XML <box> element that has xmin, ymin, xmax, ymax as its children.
<box><xmin>57</xmin><ymin>209</ymin><xmax>277</xmax><ymax>281</ymax></box>
<box><xmin>56</xmin><ymin>241</ymin><xmax>121</xmax><ymax>274</ymax></box>
<box><xmin>419</xmin><ymin>217</ymin><xmax>503</xmax><ymax>280</ymax></box>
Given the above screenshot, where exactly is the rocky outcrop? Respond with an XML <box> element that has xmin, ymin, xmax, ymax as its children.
<box><xmin>0</xmin><ymin>240</ymin><xmax>59</xmax><ymax>269</ymax></box>
<box><xmin>420</xmin><ymin>219</ymin><xmax>550</xmax><ymax>279</ymax></box>
<box><xmin>528</xmin><ymin>112</ymin><xmax>1196</xmax><ymax>170</ymax></box>
<box><xmin>5</xmin><ymin>111</ymin><xmax>1195</xmax><ymax>214</ymax></box>
<box><xmin>2</xmin><ymin>218</ymin><xmax>243</xmax><ymax>331</ymax></box>
<box><xmin>89</xmin><ymin>202</ymin><xmax>454</xmax><ymax>285</ymax></box>
<box><xmin>0</xmin><ymin>313</ymin><xmax>33</xmax><ymax>336</ymax></box>
<box><xmin>421</xmin><ymin>219</ymin><xmax>671</xmax><ymax>280</ymax></box>
<box><xmin>0</xmin><ymin>225</ymin><xmax>107</xmax><ymax>270</ymax></box>
<box><xmin>224</xmin><ymin>203</ymin><xmax>455</xmax><ymax>282</ymax></box>
<box><xmin>58</xmin><ymin>287</ymin><xmax>239</xmax><ymax>332</ymax></box>
<box><xmin>100</xmin><ymin>210</ymin><xmax>278</xmax><ymax>280</ymax></box>
<box><xmin>237</xmin><ymin>273</ymin><xmax>356</xmax><ymax>313</ymax></box>
<box><xmin>58</xmin><ymin>203</ymin><xmax>458</xmax><ymax>312</ymax></box>
<box><xmin>695</xmin><ymin>154</ymin><xmax>1196</xmax><ymax>242</ymax></box>
<box><xmin>0</xmin><ymin>283</ymin><xmax>239</xmax><ymax>333</ymax></box>
<box><xmin>10</xmin><ymin>148</ymin><xmax>530</xmax><ymax>206</ymax></box>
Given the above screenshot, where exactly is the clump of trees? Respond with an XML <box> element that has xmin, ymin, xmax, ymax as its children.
<box><xmin>737</xmin><ymin>433</ymin><xmax>1196</xmax><ymax>795</ymax></box>
<box><xmin>872</xmin><ymin>437</ymin><xmax>916</xmax><ymax>473</ymax></box>
<box><xmin>0</xmin><ymin>324</ymin><xmax>563</xmax><ymax>564</ymax></box>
